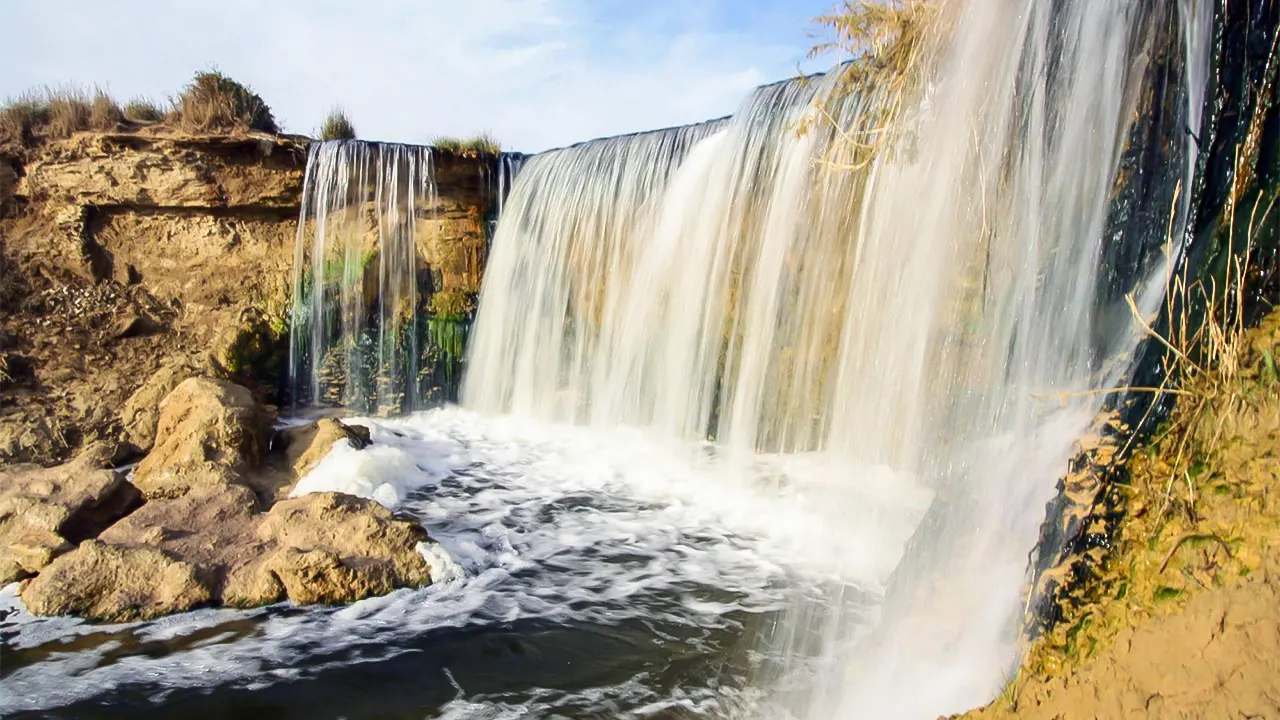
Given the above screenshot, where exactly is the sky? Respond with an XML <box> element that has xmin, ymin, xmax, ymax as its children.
<box><xmin>3</xmin><ymin>0</ymin><xmax>837</xmax><ymax>152</ymax></box>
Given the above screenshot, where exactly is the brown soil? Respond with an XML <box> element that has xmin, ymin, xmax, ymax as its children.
<box><xmin>957</xmin><ymin>310</ymin><xmax>1280</xmax><ymax>720</ymax></box>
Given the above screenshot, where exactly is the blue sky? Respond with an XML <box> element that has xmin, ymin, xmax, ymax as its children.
<box><xmin>3</xmin><ymin>0</ymin><xmax>836</xmax><ymax>152</ymax></box>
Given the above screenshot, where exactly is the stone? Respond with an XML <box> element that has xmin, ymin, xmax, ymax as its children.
<box><xmin>279</xmin><ymin>418</ymin><xmax>372</xmax><ymax>479</ymax></box>
<box><xmin>0</xmin><ymin>443</ymin><xmax>143</xmax><ymax>584</ymax></box>
<box><xmin>112</xmin><ymin>312</ymin><xmax>160</xmax><ymax>339</ymax></box>
<box><xmin>248</xmin><ymin>492</ymin><xmax>433</xmax><ymax>605</ymax></box>
<box><xmin>21</xmin><ymin>540</ymin><xmax>213</xmax><ymax>622</ymax></box>
<box><xmin>133</xmin><ymin>377</ymin><xmax>273</xmax><ymax>499</ymax></box>
<box><xmin>118</xmin><ymin>364</ymin><xmax>189</xmax><ymax>452</ymax></box>
<box><xmin>22</xmin><ymin>485</ymin><xmax>433</xmax><ymax>620</ymax></box>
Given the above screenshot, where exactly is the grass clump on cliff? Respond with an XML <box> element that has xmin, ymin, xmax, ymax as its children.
<box><xmin>123</xmin><ymin>98</ymin><xmax>165</xmax><ymax>123</ymax></box>
<box><xmin>0</xmin><ymin>86</ymin><xmax>124</xmax><ymax>145</ymax></box>
<box><xmin>431</xmin><ymin>132</ymin><xmax>501</xmax><ymax>156</ymax></box>
<box><xmin>167</xmin><ymin>70</ymin><xmax>278</xmax><ymax>134</ymax></box>
<box><xmin>319</xmin><ymin>107</ymin><xmax>356</xmax><ymax>141</ymax></box>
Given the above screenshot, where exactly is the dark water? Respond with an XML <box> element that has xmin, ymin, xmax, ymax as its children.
<box><xmin>2</xmin><ymin>409</ymin><xmax>882</xmax><ymax>719</ymax></box>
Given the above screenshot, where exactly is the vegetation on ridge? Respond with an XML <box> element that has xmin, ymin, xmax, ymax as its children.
<box><xmin>167</xmin><ymin>69</ymin><xmax>278</xmax><ymax>134</ymax></box>
<box><xmin>431</xmin><ymin>132</ymin><xmax>501</xmax><ymax>156</ymax></box>
<box><xmin>320</xmin><ymin>107</ymin><xmax>357</xmax><ymax>141</ymax></box>
<box><xmin>0</xmin><ymin>86</ymin><xmax>124</xmax><ymax>145</ymax></box>
<box><xmin>122</xmin><ymin>98</ymin><xmax>164</xmax><ymax>123</ymax></box>
<box><xmin>1</xmin><ymin>70</ymin><xmax>281</xmax><ymax>149</ymax></box>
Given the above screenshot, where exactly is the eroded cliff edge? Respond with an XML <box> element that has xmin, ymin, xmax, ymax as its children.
<box><xmin>0</xmin><ymin>128</ymin><xmax>499</xmax><ymax>466</ymax></box>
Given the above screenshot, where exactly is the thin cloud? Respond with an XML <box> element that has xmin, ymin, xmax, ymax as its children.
<box><xmin>2</xmin><ymin>0</ymin><xmax>831</xmax><ymax>152</ymax></box>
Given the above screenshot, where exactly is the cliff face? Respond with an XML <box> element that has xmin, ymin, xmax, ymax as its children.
<box><xmin>0</xmin><ymin>130</ymin><xmax>498</xmax><ymax>466</ymax></box>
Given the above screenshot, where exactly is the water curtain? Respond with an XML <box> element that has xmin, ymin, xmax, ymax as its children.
<box><xmin>465</xmin><ymin>0</ymin><xmax>1211</xmax><ymax>715</ymax></box>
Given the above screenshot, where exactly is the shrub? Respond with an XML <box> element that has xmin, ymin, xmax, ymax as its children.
<box><xmin>167</xmin><ymin>70</ymin><xmax>278</xmax><ymax>134</ymax></box>
<box><xmin>89</xmin><ymin>89</ymin><xmax>123</xmax><ymax>130</ymax></box>
<box><xmin>319</xmin><ymin>107</ymin><xmax>356</xmax><ymax>141</ymax></box>
<box><xmin>461</xmin><ymin>132</ymin><xmax>501</xmax><ymax>155</ymax></box>
<box><xmin>0</xmin><ymin>92</ymin><xmax>51</xmax><ymax>144</ymax></box>
<box><xmin>431</xmin><ymin>135</ymin><xmax>463</xmax><ymax>153</ymax></box>
<box><xmin>432</xmin><ymin>133</ymin><xmax>500</xmax><ymax>156</ymax></box>
<box><xmin>0</xmin><ymin>86</ymin><xmax>122</xmax><ymax>145</ymax></box>
<box><xmin>123</xmin><ymin>98</ymin><xmax>165</xmax><ymax>123</ymax></box>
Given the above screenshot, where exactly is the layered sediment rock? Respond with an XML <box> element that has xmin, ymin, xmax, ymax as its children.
<box><xmin>0</xmin><ymin>128</ymin><xmax>499</xmax><ymax>467</ymax></box>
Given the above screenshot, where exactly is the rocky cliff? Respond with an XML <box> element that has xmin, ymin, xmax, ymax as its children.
<box><xmin>0</xmin><ymin>128</ymin><xmax>500</xmax><ymax>466</ymax></box>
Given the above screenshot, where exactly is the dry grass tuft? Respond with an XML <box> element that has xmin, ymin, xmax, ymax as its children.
<box><xmin>0</xmin><ymin>86</ymin><xmax>124</xmax><ymax>145</ymax></box>
<box><xmin>431</xmin><ymin>133</ymin><xmax>500</xmax><ymax>156</ymax></box>
<box><xmin>123</xmin><ymin>98</ymin><xmax>165</xmax><ymax>123</ymax></box>
<box><xmin>803</xmin><ymin>0</ymin><xmax>948</xmax><ymax>171</ymax></box>
<box><xmin>167</xmin><ymin>70</ymin><xmax>278</xmax><ymax>134</ymax></box>
<box><xmin>319</xmin><ymin>107</ymin><xmax>356</xmax><ymax>141</ymax></box>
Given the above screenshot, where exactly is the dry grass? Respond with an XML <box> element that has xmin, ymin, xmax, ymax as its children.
<box><xmin>166</xmin><ymin>70</ymin><xmax>278</xmax><ymax>134</ymax></box>
<box><xmin>123</xmin><ymin>98</ymin><xmax>165</xmax><ymax>123</ymax></box>
<box><xmin>431</xmin><ymin>133</ymin><xmax>501</xmax><ymax>156</ymax></box>
<box><xmin>802</xmin><ymin>0</ymin><xmax>948</xmax><ymax>170</ymax></box>
<box><xmin>1010</xmin><ymin>179</ymin><xmax>1280</xmax><ymax>679</ymax></box>
<box><xmin>319</xmin><ymin>107</ymin><xmax>356</xmax><ymax>141</ymax></box>
<box><xmin>0</xmin><ymin>86</ymin><xmax>124</xmax><ymax>145</ymax></box>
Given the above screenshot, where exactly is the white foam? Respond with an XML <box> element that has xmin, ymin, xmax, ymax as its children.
<box><xmin>0</xmin><ymin>407</ymin><xmax>930</xmax><ymax>715</ymax></box>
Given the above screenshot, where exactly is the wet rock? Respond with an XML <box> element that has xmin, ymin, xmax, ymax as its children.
<box><xmin>226</xmin><ymin>492</ymin><xmax>431</xmax><ymax>607</ymax></box>
<box><xmin>133</xmin><ymin>377</ymin><xmax>273</xmax><ymax>499</ymax></box>
<box><xmin>279</xmin><ymin>417</ymin><xmax>372</xmax><ymax>478</ymax></box>
<box><xmin>21</xmin><ymin>540</ymin><xmax>213</xmax><ymax>622</ymax></box>
<box><xmin>0</xmin><ymin>443</ymin><xmax>143</xmax><ymax>584</ymax></box>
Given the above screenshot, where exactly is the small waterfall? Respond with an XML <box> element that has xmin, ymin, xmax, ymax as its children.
<box><xmin>289</xmin><ymin>141</ymin><xmax>526</xmax><ymax>413</ymax></box>
<box><xmin>288</xmin><ymin>141</ymin><xmax>437</xmax><ymax>413</ymax></box>
<box><xmin>465</xmin><ymin>0</ymin><xmax>1211</xmax><ymax>716</ymax></box>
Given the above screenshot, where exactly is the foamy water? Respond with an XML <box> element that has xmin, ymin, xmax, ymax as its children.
<box><xmin>0</xmin><ymin>408</ymin><xmax>930</xmax><ymax>717</ymax></box>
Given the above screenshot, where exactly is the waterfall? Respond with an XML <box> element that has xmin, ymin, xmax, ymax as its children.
<box><xmin>288</xmin><ymin>141</ymin><xmax>438</xmax><ymax>414</ymax></box>
<box><xmin>289</xmin><ymin>141</ymin><xmax>525</xmax><ymax>414</ymax></box>
<box><xmin>465</xmin><ymin>0</ymin><xmax>1210</xmax><ymax>716</ymax></box>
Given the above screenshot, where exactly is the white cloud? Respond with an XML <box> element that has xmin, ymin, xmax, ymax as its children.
<box><xmin>2</xmin><ymin>0</ymin><xmax>831</xmax><ymax>152</ymax></box>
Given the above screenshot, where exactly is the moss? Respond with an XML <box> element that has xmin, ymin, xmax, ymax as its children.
<box><xmin>213</xmin><ymin>306</ymin><xmax>290</xmax><ymax>397</ymax></box>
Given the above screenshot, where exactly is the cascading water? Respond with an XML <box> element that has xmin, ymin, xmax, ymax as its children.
<box><xmin>0</xmin><ymin>3</ymin><xmax>1234</xmax><ymax>719</ymax></box>
<box><xmin>289</xmin><ymin>141</ymin><xmax>438</xmax><ymax>414</ymax></box>
<box><xmin>466</xmin><ymin>0</ymin><xmax>1210</xmax><ymax>716</ymax></box>
<box><xmin>288</xmin><ymin>142</ymin><xmax>526</xmax><ymax>413</ymax></box>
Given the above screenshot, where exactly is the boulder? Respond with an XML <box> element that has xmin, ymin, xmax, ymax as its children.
<box><xmin>0</xmin><ymin>443</ymin><xmax>143</xmax><ymax>584</ymax></box>
<box><xmin>253</xmin><ymin>492</ymin><xmax>432</xmax><ymax>603</ymax></box>
<box><xmin>133</xmin><ymin>377</ymin><xmax>273</xmax><ymax>499</ymax></box>
<box><xmin>279</xmin><ymin>418</ymin><xmax>372</xmax><ymax>478</ymax></box>
<box><xmin>21</xmin><ymin>540</ymin><xmax>212</xmax><ymax>621</ymax></box>
<box><xmin>22</xmin><ymin>488</ymin><xmax>433</xmax><ymax>620</ymax></box>
<box><xmin>118</xmin><ymin>364</ymin><xmax>189</xmax><ymax>452</ymax></box>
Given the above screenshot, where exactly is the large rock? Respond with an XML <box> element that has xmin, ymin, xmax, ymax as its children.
<box><xmin>21</xmin><ymin>540</ymin><xmax>212</xmax><ymax>621</ymax></box>
<box><xmin>133</xmin><ymin>377</ymin><xmax>273</xmax><ymax>499</ymax></box>
<box><xmin>118</xmin><ymin>364</ymin><xmax>190</xmax><ymax>452</ymax></box>
<box><xmin>249</xmin><ymin>492</ymin><xmax>431</xmax><ymax>604</ymax></box>
<box><xmin>279</xmin><ymin>417</ymin><xmax>372</xmax><ymax>478</ymax></box>
<box><xmin>0</xmin><ymin>443</ymin><xmax>143</xmax><ymax>584</ymax></box>
<box><xmin>22</xmin><ymin>487</ymin><xmax>433</xmax><ymax>620</ymax></box>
